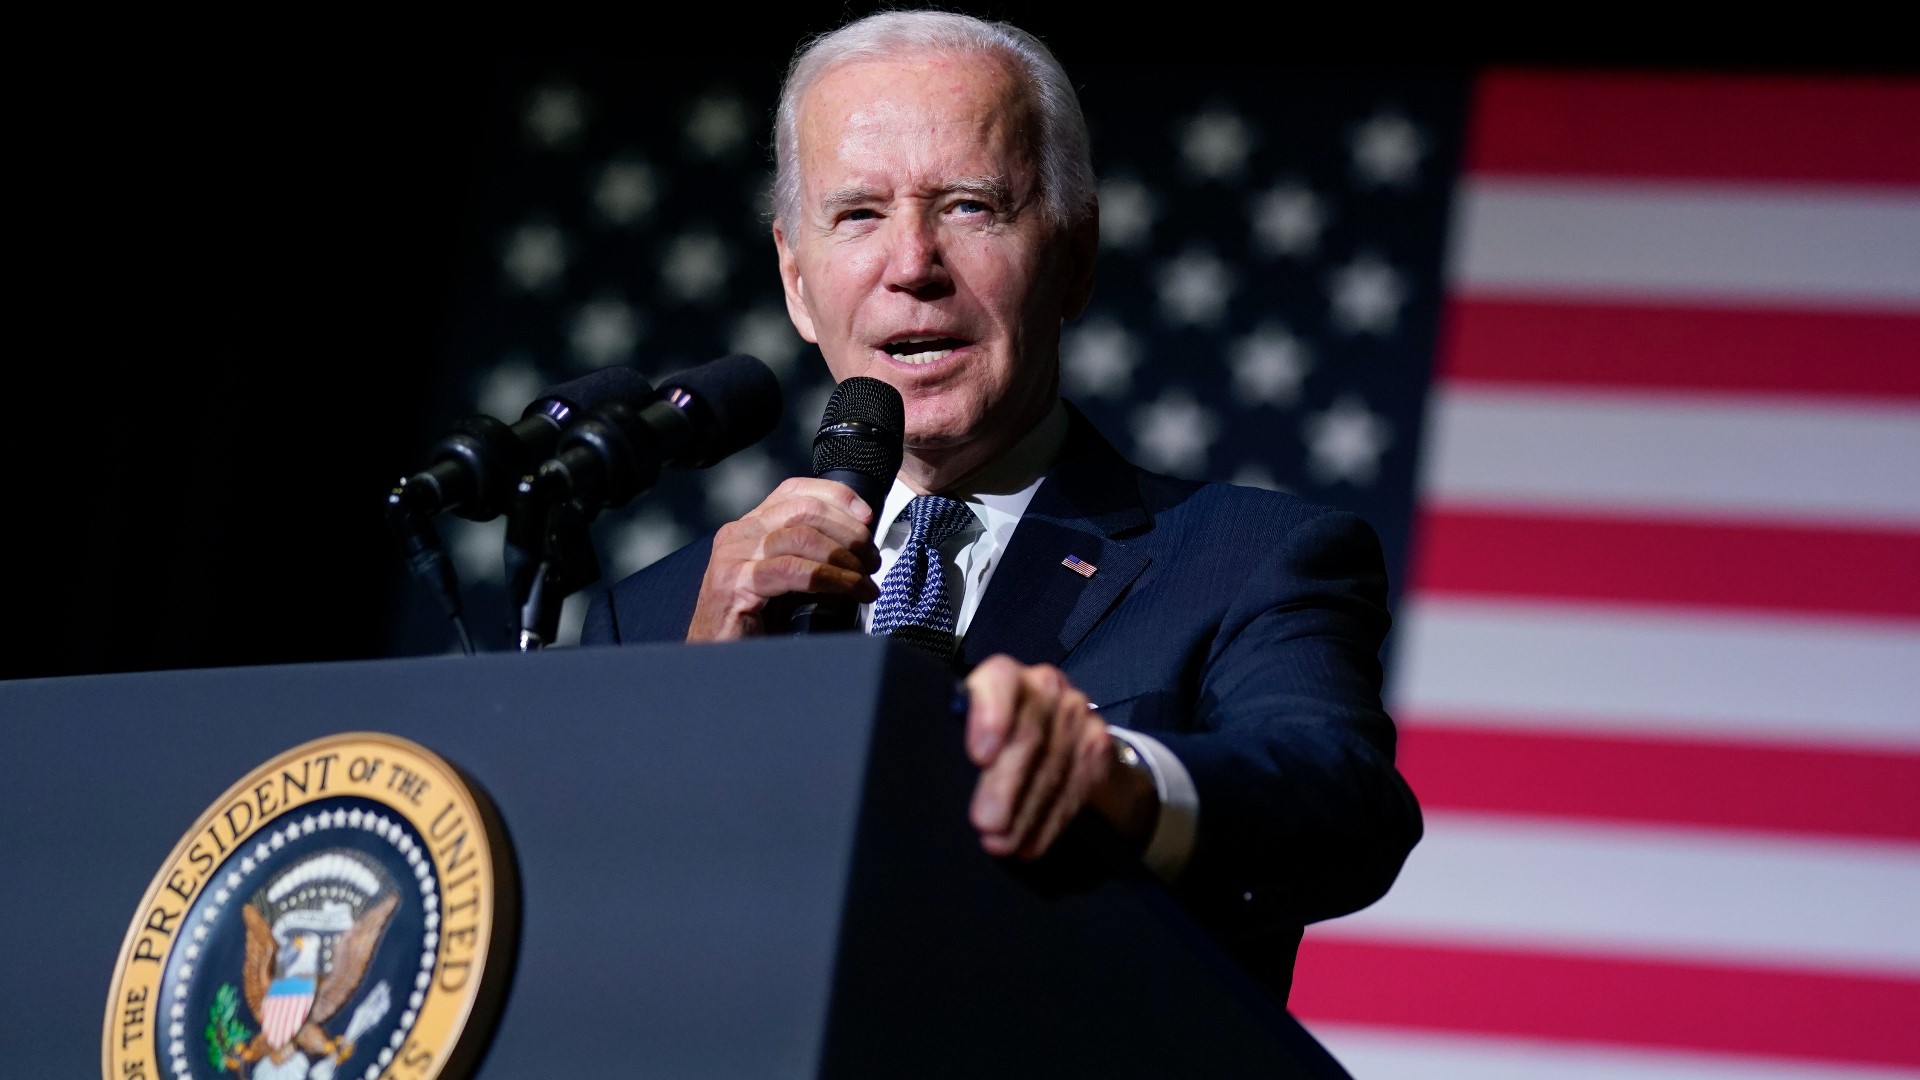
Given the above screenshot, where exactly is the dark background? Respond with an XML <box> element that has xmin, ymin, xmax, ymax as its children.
<box><xmin>14</xmin><ymin>7</ymin><xmax>1900</xmax><ymax>681</ymax></box>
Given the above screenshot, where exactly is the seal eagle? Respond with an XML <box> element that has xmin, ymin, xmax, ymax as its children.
<box><xmin>223</xmin><ymin>891</ymin><xmax>399</xmax><ymax>1073</ymax></box>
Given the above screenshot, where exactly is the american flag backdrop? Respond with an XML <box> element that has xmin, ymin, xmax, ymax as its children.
<box><xmin>400</xmin><ymin>57</ymin><xmax>1920</xmax><ymax>1078</ymax></box>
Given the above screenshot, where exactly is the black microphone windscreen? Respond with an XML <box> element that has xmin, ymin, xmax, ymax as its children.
<box><xmin>663</xmin><ymin>354</ymin><xmax>783</xmax><ymax>467</ymax></box>
<box><xmin>524</xmin><ymin>366</ymin><xmax>654</xmax><ymax>420</ymax></box>
<box><xmin>812</xmin><ymin>377</ymin><xmax>905</xmax><ymax>477</ymax></box>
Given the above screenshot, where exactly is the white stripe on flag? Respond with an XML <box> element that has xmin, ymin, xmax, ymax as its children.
<box><xmin>1310</xmin><ymin>1024</ymin><xmax>1920</xmax><ymax>1080</ymax></box>
<box><xmin>1421</xmin><ymin>387</ymin><xmax>1920</xmax><ymax>525</ymax></box>
<box><xmin>1450</xmin><ymin>179</ymin><xmax>1920</xmax><ymax>308</ymax></box>
<box><xmin>1392</xmin><ymin>598</ymin><xmax>1920</xmax><ymax>749</ymax></box>
<box><xmin>1311</xmin><ymin>811</ymin><xmax>1920</xmax><ymax>977</ymax></box>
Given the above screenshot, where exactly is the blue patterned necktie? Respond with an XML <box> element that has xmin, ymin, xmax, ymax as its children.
<box><xmin>870</xmin><ymin>494</ymin><xmax>978</xmax><ymax>658</ymax></box>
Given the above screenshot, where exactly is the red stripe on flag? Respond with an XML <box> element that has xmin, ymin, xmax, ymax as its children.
<box><xmin>1408</xmin><ymin>508</ymin><xmax>1920</xmax><ymax>619</ymax></box>
<box><xmin>1466</xmin><ymin>70</ymin><xmax>1920</xmax><ymax>186</ymax></box>
<box><xmin>1291</xmin><ymin>938</ymin><xmax>1920</xmax><ymax>1067</ymax></box>
<box><xmin>1395</xmin><ymin>719</ymin><xmax>1920</xmax><ymax>842</ymax></box>
<box><xmin>1440</xmin><ymin>298</ymin><xmax>1920</xmax><ymax>401</ymax></box>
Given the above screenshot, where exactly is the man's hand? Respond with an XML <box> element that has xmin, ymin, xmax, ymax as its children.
<box><xmin>963</xmin><ymin>656</ymin><xmax>1160</xmax><ymax>860</ymax></box>
<box><xmin>687</xmin><ymin>478</ymin><xmax>881</xmax><ymax>641</ymax></box>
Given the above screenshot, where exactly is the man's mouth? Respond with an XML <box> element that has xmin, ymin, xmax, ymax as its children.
<box><xmin>880</xmin><ymin>334</ymin><xmax>970</xmax><ymax>366</ymax></box>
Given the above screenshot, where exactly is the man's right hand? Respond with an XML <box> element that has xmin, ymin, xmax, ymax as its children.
<box><xmin>686</xmin><ymin>477</ymin><xmax>882</xmax><ymax>642</ymax></box>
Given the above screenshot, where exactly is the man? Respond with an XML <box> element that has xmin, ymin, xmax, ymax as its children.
<box><xmin>583</xmin><ymin>11</ymin><xmax>1420</xmax><ymax>998</ymax></box>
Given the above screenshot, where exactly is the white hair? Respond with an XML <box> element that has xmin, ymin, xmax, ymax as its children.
<box><xmin>771</xmin><ymin>10</ymin><xmax>1096</xmax><ymax>230</ymax></box>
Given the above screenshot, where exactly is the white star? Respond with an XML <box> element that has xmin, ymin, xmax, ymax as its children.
<box><xmin>1060</xmin><ymin>316</ymin><xmax>1142</xmax><ymax>399</ymax></box>
<box><xmin>1180</xmin><ymin>109</ymin><xmax>1252</xmax><ymax>180</ymax></box>
<box><xmin>1230</xmin><ymin>464</ymin><xmax>1293</xmax><ymax>494</ymax></box>
<box><xmin>239</xmin><ymin>856</ymin><xmax>255</xmax><ymax>875</ymax></box>
<box><xmin>1157</xmin><ymin>249</ymin><xmax>1235</xmax><ymax>327</ymax></box>
<box><xmin>706</xmin><ymin>450</ymin><xmax>782</xmax><ymax>521</ymax></box>
<box><xmin>728</xmin><ymin>306</ymin><xmax>806</xmax><ymax>376</ymax></box>
<box><xmin>1097</xmin><ymin>176</ymin><xmax>1156</xmax><ymax>250</ymax></box>
<box><xmin>1303</xmin><ymin>394</ymin><xmax>1393</xmax><ymax>486</ymax></box>
<box><xmin>1351</xmin><ymin>110</ymin><xmax>1426</xmax><ymax>188</ymax></box>
<box><xmin>1328</xmin><ymin>253</ymin><xmax>1407</xmax><ymax>336</ymax></box>
<box><xmin>525</xmin><ymin>83</ymin><xmax>588</xmax><ymax>148</ymax></box>
<box><xmin>1229</xmin><ymin>324</ymin><xmax>1313</xmax><ymax>407</ymax></box>
<box><xmin>1251</xmin><ymin>182</ymin><xmax>1329</xmax><ymax>259</ymax></box>
<box><xmin>609</xmin><ymin>511</ymin><xmax>690</xmax><ymax>576</ymax></box>
<box><xmin>595</xmin><ymin>159</ymin><xmax>658</xmax><ymax>226</ymax></box>
<box><xmin>660</xmin><ymin>231</ymin><xmax>730</xmax><ymax>303</ymax></box>
<box><xmin>1130</xmin><ymin>389</ymin><xmax>1220</xmax><ymax>478</ymax></box>
<box><xmin>474</xmin><ymin>357</ymin><xmax>545</xmax><ymax>421</ymax></box>
<box><xmin>685</xmin><ymin>94</ymin><xmax>750</xmax><ymax>158</ymax></box>
<box><xmin>569</xmin><ymin>297</ymin><xmax>644</xmax><ymax>369</ymax></box>
<box><xmin>447</xmin><ymin>518</ymin><xmax>506</xmax><ymax>585</ymax></box>
<box><xmin>501</xmin><ymin>222</ymin><xmax>566</xmax><ymax>292</ymax></box>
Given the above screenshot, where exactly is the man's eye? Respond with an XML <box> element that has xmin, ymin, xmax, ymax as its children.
<box><xmin>953</xmin><ymin>200</ymin><xmax>989</xmax><ymax>215</ymax></box>
<box><xmin>844</xmin><ymin>208</ymin><xmax>879</xmax><ymax>222</ymax></box>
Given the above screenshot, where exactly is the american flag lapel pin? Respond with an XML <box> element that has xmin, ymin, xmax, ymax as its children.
<box><xmin>1062</xmin><ymin>554</ymin><xmax>1097</xmax><ymax>578</ymax></box>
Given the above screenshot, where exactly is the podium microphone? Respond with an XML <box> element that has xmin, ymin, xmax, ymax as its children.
<box><xmin>527</xmin><ymin>353</ymin><xmax>783</xmax><ymax>509</ymax></box>
<box><xmin>392</xmin><ymin>366</ymin><xmax>655</xmax><ymax>522</ymax></box>
<box><xmin>388</xmin><ymin>366</ymin><xmax>654</xmax><ymax>655</ymax></box>
<box><xmin>789</xmin><ymin>376</ymin><xmax>904</xmax><ymax>634</ymax></box>
<box><xmin>510</xmin><ymin>354</ymin><xmax>782</xmax><ymax>651</ymax></box>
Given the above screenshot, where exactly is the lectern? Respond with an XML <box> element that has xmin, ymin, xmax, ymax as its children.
<box><xmin>0</xmin><ymin>637</ymin><xmax>1348</xmax><ymax>1077</ymax></box>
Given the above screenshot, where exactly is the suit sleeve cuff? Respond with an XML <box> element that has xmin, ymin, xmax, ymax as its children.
<box><xmin>1108</xmin><ymin>726</ymin><xmax>1198</xmax><ymax>883</ymax></box>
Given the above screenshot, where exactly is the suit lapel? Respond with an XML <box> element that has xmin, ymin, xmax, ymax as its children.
<box><xmin>963</xmin><ymin>406</ymin><xmax>1151</xmax><ymax>669</ymax></box>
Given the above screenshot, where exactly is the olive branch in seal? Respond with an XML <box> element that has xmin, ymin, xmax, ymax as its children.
<box><xmin>204</xmin><ymin>982</ymin><xmax>253</xmax><ymax>1072</ymax></box>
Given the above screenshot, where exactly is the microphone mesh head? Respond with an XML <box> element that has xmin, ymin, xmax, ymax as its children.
<box><xmin>812</xmin><ymin>377</ymin><xmax>905</xmax><ymax>477</ymax></box>
<box><xmin>821</xmin><ymin>376</ymin><xmax>905</xmax><ymax>435</ymax></box>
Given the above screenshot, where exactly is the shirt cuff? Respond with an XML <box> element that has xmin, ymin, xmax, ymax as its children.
<box><xmin>1107</xmin><ymin>726</ymin><xmax>1198</xmax><ymax>883</ymax></box>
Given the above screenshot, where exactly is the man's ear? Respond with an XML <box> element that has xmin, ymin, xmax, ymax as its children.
<box><xmin>773</xmin><ymin>222</ymin><xmax>819</xmax><ymax>344</ymax></box>
<box><xmin>1060</xmin><ymin>200</ymin><xmax>1100</xmax><ymax>321</ymax></box>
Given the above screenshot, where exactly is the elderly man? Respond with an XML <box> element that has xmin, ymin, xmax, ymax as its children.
<box><xmin>584</xmin><ymin>11</ymin><xmax>1420</xmax><ymax>998</ymax></box>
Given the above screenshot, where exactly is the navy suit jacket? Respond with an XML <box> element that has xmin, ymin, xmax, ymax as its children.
<box><xmin>583</xmin><ymin>405</ymin><xmax>1422</xmax><ymax>999</ymax></box>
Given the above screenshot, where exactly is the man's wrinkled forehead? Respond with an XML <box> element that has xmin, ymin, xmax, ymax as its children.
<box><xmin>793</xmin><ymin>52</ymin><xmax>1038</xmax><ymax>195</ymax></box>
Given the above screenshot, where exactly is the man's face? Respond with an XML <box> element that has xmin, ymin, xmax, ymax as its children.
<box><xmin>775</xmin><ymin>53</ymin><xmax>1095</xmax><ymax>468</ymax></box>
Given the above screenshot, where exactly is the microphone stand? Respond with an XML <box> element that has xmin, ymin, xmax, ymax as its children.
<box><xmin>505</xmin><ymin>472</ymin><xmax>601</xmax><ymax>651</ymax></box>
<box><xmin>386</xmin><ymin>477</ymin><xmax>478</xmax><ymax>656</ymax></box>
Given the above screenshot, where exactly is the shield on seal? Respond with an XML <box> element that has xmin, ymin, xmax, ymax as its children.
<box><xmin>260</xmin><ymin>976</ymin><xmax>316</xmax><ymax>1049</ymax></box>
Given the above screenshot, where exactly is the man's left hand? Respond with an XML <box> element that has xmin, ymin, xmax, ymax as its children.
<box><xmin>963</xmin><ymin>656</ymin><xmax>1159</xmax><ymax>860</ymax></box>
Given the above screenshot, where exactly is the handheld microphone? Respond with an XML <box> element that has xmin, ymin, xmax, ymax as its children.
<box><xmin>789</xmin><ymin>376</ymin><xmax>904</xmax><ymax>633</ymax></box>
<box><xmin>530</xmin><ymin>353</ymin><xmax>783</xmax><ymax>509</ymax></box>
<box><xmin>393</xmin><ymin>366</ymin><xmax>654</xmax><ymax>522</ymax></box>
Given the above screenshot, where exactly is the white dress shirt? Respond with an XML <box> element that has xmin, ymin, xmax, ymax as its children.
<box><xmin>858</xmin><ymin>403</ymin><xmax>1200</xmax><ymax>882</ymax></box>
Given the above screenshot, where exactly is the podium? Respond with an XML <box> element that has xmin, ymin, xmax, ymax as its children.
<box><xmin>0</xmin><ymin>637</ymin><xmax>1348</xmax><ymax>1077</ymax></box>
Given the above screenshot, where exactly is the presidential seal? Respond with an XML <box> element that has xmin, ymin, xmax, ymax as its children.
<box><xmin>104</xmin><ymin>733</ymin><xmax>518</xmax><ymax>1080</ymax></box>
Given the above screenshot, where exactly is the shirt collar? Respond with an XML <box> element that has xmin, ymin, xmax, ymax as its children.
<box><xmin>874</xmin><ymin>400</ymin><xmax>1068</xmax><ymax>543</ymax></box>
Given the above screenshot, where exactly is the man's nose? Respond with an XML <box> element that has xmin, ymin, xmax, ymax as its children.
<box><xmin>882</xmin><ymin>215</ymin><xmax>951</xmax><ymax>297</ymax></box>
